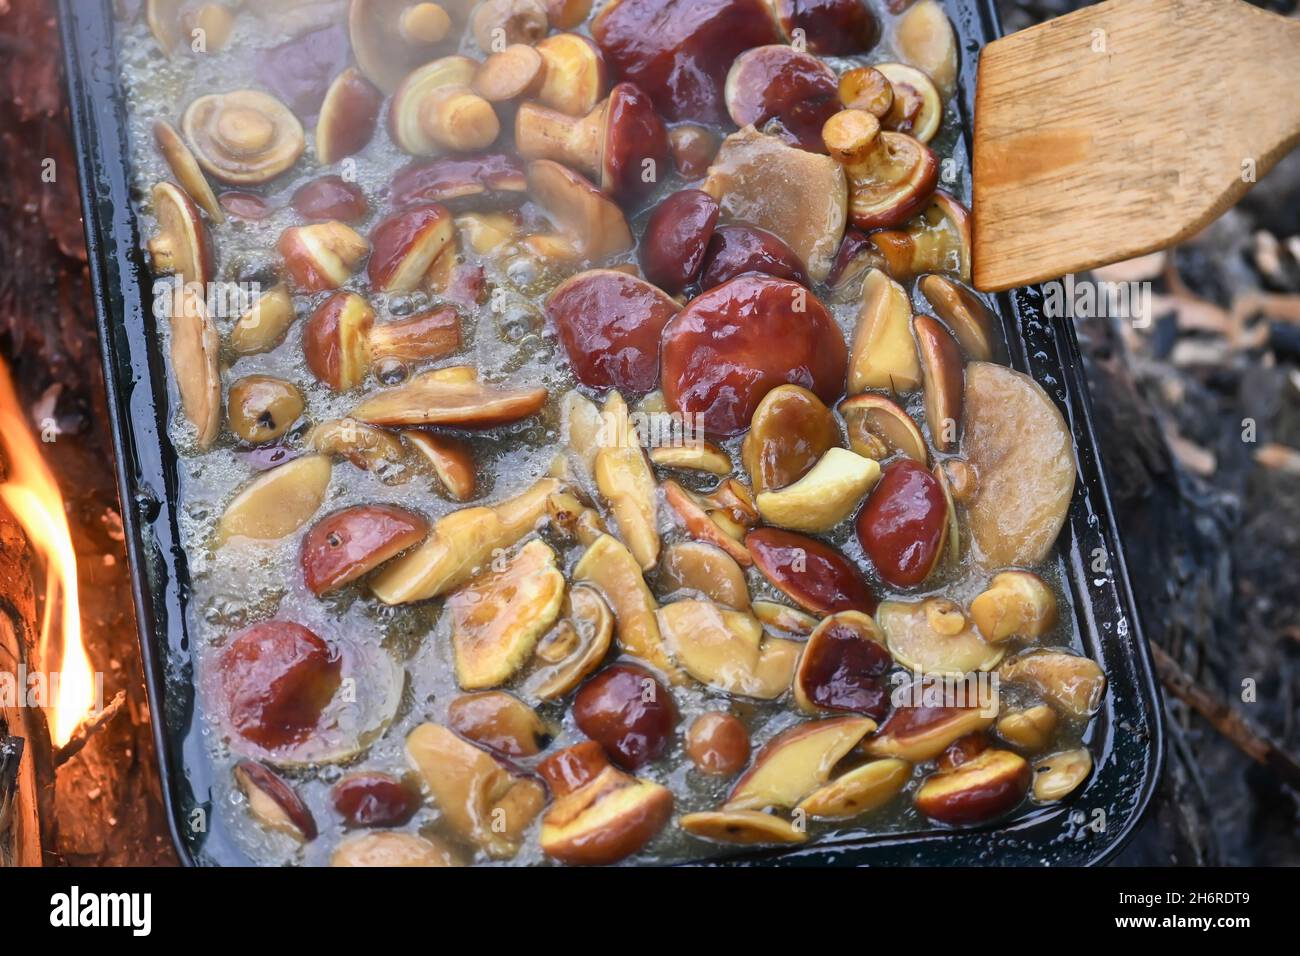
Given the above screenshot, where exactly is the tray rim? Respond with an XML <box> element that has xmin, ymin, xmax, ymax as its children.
<box><xmin>57</xmin><ymin>0</ymin><xmax>1165</xmax><ymax>867</ymax></box>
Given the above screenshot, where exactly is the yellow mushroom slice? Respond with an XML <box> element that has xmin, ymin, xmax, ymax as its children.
<box><xmin>331</xmin><ymin>832</ymin><xmax>462</xmax><ymax>867</ymax></box>
<box><xmin>149</xmin><ymin>181</ymin><xmax>213</xmax><ymax>290</ymax></box>
<box><xmin>755</xmin><ymin>447</ymin><xmax>880</xmax><ymax>534</ymax></box>
<box><xmin>165</xmin><ymin>281</ymin><xmax>221</xmax><ymax>449</ymax></box>
<box><xmin>679</xmin><ymin>810</ymin><xmax>807</xmax><ymax>846</ymax></box>
<box><xmin>405</xmin><ymin>722</ymin><xmax>546</xmax><ymax>860</ymax></box>
<box><xmin>996</xmin><ymin>705</ymin><xmax>1059</xmax><ymax>753</ymax></box>
<box><xmin>573</xmin><ymin>534</ymin><xmax>677</xmax><ymax>677</ymax></box>
<box><xmin>306</xmin><ymin>418</ymin><xmax>408</xmax><ymax>478</ymax></box>
<box><xmin>1031</xmin><ymin>748</ymin><xmax>1092</xmax><ymax>802</ymax></box>
<box><xmin>796</xmin><ymin>758</ymin><xmax>912</xmax><ymax>819</ymax></box>
<box><xmin>217</xmin><ymin>455</ymin><xmax>332</xmax><ymax>542</ymax></box>
<box><xmin>659</xmin><ymin>541</ymin><xmax>750</xmax><ymax>610</ymax></box>
<box><xmin>154</xmin><ymin>120</ymin><xmax>224</xmax><ymax>222</ymax></box>
<box><xmin>963</xmin><ymin>362</ymin><xmax>1075</xmax><ymax>568</ymax></box>
<box><xmin>559</xmin><ymin>389</ymin><xmax>603</xmax><ymax>479</ymax></box>
<box><xmin>648</xmin><ymin>442</ymin><xmax>732</xmax><ymax>476</ymax></box>
<box><xmin>181</xmin><ymin>89</ymin><xmax>306</xmax><ymax>185</ymax></box>
<box><xmin>593</xmin><ymin>391</ymin><xmax>659</xmax><ymax>570</ymax></box>
<box><xmin>725</xmin><ymin>716</ymin><xmax>876</xmax><ymax>811</ymax></box>
<box><xmin>878</xmin><ymin>598</ymin><xmax>1004</xmax><ymax>676</ymax></box>
<box><xmin>861</xmin><ymin>684</ymin><xmax>996</xmax><ymax>763</ymax></box>
<box><xmin>448</xmin><ymin>539</ymin><xmax>565</xmax><ymax>689</ymax></box>
<box><xmin>969</xmin><ymin>570</ymin><xmax>1058</xmax><ymax>642</ymax></box>
<box><xmin>998</xmin><ymin>651</ymin><xmax>1106</xmax><ymax>718</ymax></box>
<box><xmin>523</xmin><ymin>585</ymin><xmax>615</xmax><ymax>701</ymax></box>
<box><xmin>849</xmin><ymin>268</ymin><xmax>920</xmax><ymax>393</ymax></box>
<box><xmin>657</xmin><ymin>600</ymin><xmax>799</xmax><ymax>700</ymax></box>
<box><xmin>894</xmin><ymin>0</ymin><xmax>958</xmax><ymax>101</ymax></box>
<box><xmin>545</xmin><ymin>490</ymin><xmax>607</xmax><ymax>546</ymax></box>
<box><xmin>370</xmin><ymin>477</ymin><xmax>558</xmax><ymax>603</ymax></box>
<box><xmin>752</xmin><ymin>600</ymin><xmax>820</xmax><ymax>637</ymax></box>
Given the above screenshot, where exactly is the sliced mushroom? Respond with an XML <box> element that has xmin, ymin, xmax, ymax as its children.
<box><xmin>755</xmin><ymin>447</ymin><xmax>881</xmax><ymax>534</ymax></box>
<box><xmin>350</xmin><ymin>366</ymin><xmax>547</xmax><ymax>428</ymax></box>
<box><xmin>533</xmin><ymin>32</ymin><xmax>607</xmax><ymax>115</ymax></box>
<box><xmin>679</xmin><ymin>810</ymin><xmax>807</xmax><ymax>845</ymax></box>
<box><xmin>915</xmin><ymin>748</ymin><xmax>1030</xmax><ymax>825</ymax></box>
<box><xmin>742</xmin><ymin>384</ymin><xmax>838</xmax><ymax>494</ymax></box>
<box><xmin>545</xmin><ymin>489</ymin><xmax>608</xmax><ymax>546</ymax></box>
<box><xmin>794</xmin><ymin>611</ymin><xmax>893</xmax><ymax>719</ymax></box>
<box><xmin>389</xmin><ymin>56</ymin><xmax>500</xmax><ymax>155</ymax></box>
<box><xmin>658</xmin><ymin>541</ymin><xmax>750</xmax><ymax>610</ymax></box>
<box><xmin>307</xmin><ymin>418</ymin><xmax>408</xmax><ymax>477</ymax></box>
<box><xmin>525</xmin><ymin>159</ymin><xmax>634</xmax><ymax>264</ymax></box>
<box><xmin>962</xmin><ymin>362</ymin><xmax>1075</xmax><ymax>568</ymax></box>
<box><xmin>875</xmin><ymin>63</ymin><xmax>942</xmax><ymax>144</ymax></box>
<box><xmin>393</xmin><ymin>154</ymin><xmax>528</xmax><ymax>208</ymax></box>
<box><xmin>839</xmin><ymin>393</ymin><xmax>927</xmax><ymax>464</ymax></box>
<box><xmin>154</xmin><ymin>120</ymin><xmax>223</xmax><ymax>222</ymax></box>
<box><xmin>316</xmin><ymin>67</ymin><xmax>384</xmax><ymax>164</ymax></box>
<box><xmin>181</xmin><ymin>90</ymin><xmax>305</xmax><ymax>185</ymax></box>
<box><xmin>752</xmin><ymin>600</ymin><xmax>819</xmax><ymax>637</ymax></box>
<box><xmin>350</xmin><ymin>0</ymin><xmax>460</xmax><ymax>95</ymax></box>
<box><xmin>165</xmin><ymin>282</ymin><xmax>221</xmax><ymax>449</ymax></box>
<box><xmin>996</xmin><ymin>705</ymin><xmax>1059</xmax><ymax>753</ymax></box>
<box><xmin>448</xmin><ymin>691</ymin><xmax>552</xmax><ymax>757</ymax></box>
<box><xmin>448</xmin><ymin>539</ymin><xmax>566</xmax><ymax>689</ymax></box>
<box><xmin>523</xmin><ymin>585</ymin><xmax>615</xmax><ymax>700</ymax></box>
<box><xmin>406</xmin><ymin>722</ymin><xmax>546</xmax><ymax>859</ymax></box>
<box><xmin>998</xmin><ymin>650</ymin><xmax>1106</xmax><ymax>718</ymax></box>
<box><xmin>233</xmin><ymin>760</ymin><xmax>318</xmax><ymax>842</ymax></box>
<box><xmin>473</xmin><ymin>43</ymin><xmax>545</xmax><ymax>103</ymax></box>
<box><xmin>894</xmin><ymin>0</ymin><xmax>958</xmax><ymax>101</ymax></box>
<box><xmin>538</xmin><ymin>742</ymin><xmax>673</xmax><ymax>865</ymax></box>
<box><xmin>217</xmin><ymin>455</ymin><xmax>332</xmax><ymax>542</ymax></box>
<box><xmin>746</xmin><ymin>527</ymin><xmax>877</xmax><ymax>616</ymax></box>
<box><xmin>796</xmin><ymin>758</ymin><xmax>911</xmax><ymax>820</ymax></box>
<box><xmin>724</xmin><ymin>716</ymin><xmax>876</xmax><ymax>811</ymax></box>
<box><xmin>661</xmin><ymin>480</ymin><xmax>752</xmax><ymax>567</ymax></box>
<box><xmin>919</xmin><ymin>274</ymin><xmax>996</xmax><ymax>362</ymax></box>
<box><xmin>648</xmin><ymin>443</ymin><xmax>731</xmax><ymax>476</ymax></box>
<box><xmin>573</xmin><ymin>533</ymin><xmax>677</xmax><ymax>677</ymax></box>
<box><xmin>916</xmin><ymin>314</ymin><xmax>964</xmax><ymax>453</ymax></box>
<box><xmin>861</xmin><ymin>681</ymin><xmax>996</xmax><ymax>762</ymax></box>
<box><xmin>403</xmin><ymin>431</ymin><xmax>476</xmax><ymax>501</ymax></box>
<box><xmin>230</xmin><ymin>284</ymin><xmax>296</xmax><ymax>356</ymax></box>
<box><xmin>877</xmin><ymin>598</ymin><xmax>1004</xmax><ymax>675</ymax></box>
<box><xmin>370</xmin><ymin>477</ymin><xmax>559</xmax><ymax>603</ymax></box>
<box><xmin>300</xmin><ymin>504</ymin><xmax>429</xmax><ymax>596</ymax></box>
<box><xmin>969</xmin><ymin>571</ymin><xmax>1058</xmax><ymax>642</ymax></box>
<box><xmin>149</xmin><ymin>182</ymin><xmax>213</xmax><ymax>290</ymax></box>
<box><xmin>593</xmin><ymin>390</ymin><xmax>659</xmax><ymax>570</ymax></box>
<box><xmin>701</xmin><ymin>126</ymin><xmax>846</xmax><ymax>282</ymax></box>
<box><xmin>871</xmin><ymin>190</ymin><xmax>972</xmax><ymax>283</ymax></box>
<box><xmin>1031</xmin><ymin>748</ymin><xmax>1092</xmax><ymax>802</ymax></box>
<box><xmin>822</xmin><ymin>109</ymin><xmax>937</xmax><ymax>231</ymax></box>
<box><xmin>278</xmin><ymin>221</ymin><xmax>370</xmax><ymax>292</ymax></box>
<box><xmin>849</xmin><ymin>269</ymin><xmax>921</xmax><ymax>393</ymax></box>
<box><xmin>331</xmin><ymin>831</ymin><xmax>461</xmax><ymax>867</ymax></box>
<box><xmin>516</xmin><ymin>82</ymin><xmax>668</xmax><ymax>202</ymax></box>
<box><xmin>657</xmin><ymin>600</ymin><xmax>799</xmax><ymax>699</ymax></box>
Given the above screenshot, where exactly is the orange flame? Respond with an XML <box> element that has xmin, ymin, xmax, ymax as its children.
<box><xmin>0</xmin><ymin>357</ymin><xmax>96</xmax><ymax>746</ymax></box>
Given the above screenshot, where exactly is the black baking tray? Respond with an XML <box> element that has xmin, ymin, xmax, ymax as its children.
<box><xmin>58</xmin><ymin>0</ymin><xmax>1164</xmax><ymax>866</ymax></box>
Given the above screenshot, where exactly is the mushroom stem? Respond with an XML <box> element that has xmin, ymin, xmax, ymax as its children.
<box><xmin>419</xmin><ymin>87</ymin><xmax>501</xmax><ymax>151</ymax></box>
<box><xmin>514</xmin><ymin>100</ymin><xmax>605</xmax><ymax>180</ymax></box>
<box><xmin>822</xmin><ymin>108</ymin><xmax>886</xmax><ymax>171</ymax></box>
<box><xmin>400</xmin><ymin>2</ymin><xmax>451</xmax><ymax>43</ymax></box>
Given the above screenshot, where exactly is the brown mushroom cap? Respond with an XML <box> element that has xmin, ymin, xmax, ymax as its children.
<box><xmin>317</xmin><ymin>67</ymin><xmax>384</xmax><ymax>165</ymax></box>
<box><xmin>526</xmin><ymin>159</ymin><xmax>633</xmax><ymax>264</ymax></box>
<box><xmin>182</xmin><ymin>90</ymin><xmax>306</xmax><ymax>185</ymax></box>
<box><xmin>350</xmin><ymin>0</ymin><xmax>460</xmax><ymax>95</ymax></box>
<box><xmin>822</xmin><ymin>109</ymin><xmax>938</xmax><ymax>231</ymax></box>
<box><xmin>154</xmin><ymin>120</ymin><xmax>224</xmax><ymax>223</ymax></box>
<box><xmin>148</xmin><ymin>181</ymin><xmax>214</xmax><ymax>290</ymax></box>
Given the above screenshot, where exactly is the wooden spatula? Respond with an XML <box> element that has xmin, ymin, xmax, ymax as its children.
<box><xmin>972</xmin><ymin>0</ymin><xmax>1300</xmax><ymax>292</ymax></box>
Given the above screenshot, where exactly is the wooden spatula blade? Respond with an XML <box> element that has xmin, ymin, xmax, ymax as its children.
<box><xmin>972</xmin><ymin>0</ymin><xmax>1300</xmax><ymax>292</ymax></box>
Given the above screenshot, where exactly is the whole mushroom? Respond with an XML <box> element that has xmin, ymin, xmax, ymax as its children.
<box><xmin>515</xmin><ymin>82</ymin><xmax>669</xmax><ymax>201</ymax></box>
<box><xmin>350</xmin><ymin>0</ymin><xmax>461</xmax><ymax>95</ymax></box>
<box><xmin>822</xmin><ymin>108</ymin><xmax>937</xmax><ymax>231</ymax></box>
<box><xmin>181</xmin><ymin>90</ymin><xmax>306</xmax><ymax>185</ymax></box>
<box><xmin>390</xmin><ymin>56</ymin><xmax>501</xmax><ymax>156</ymax></box>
